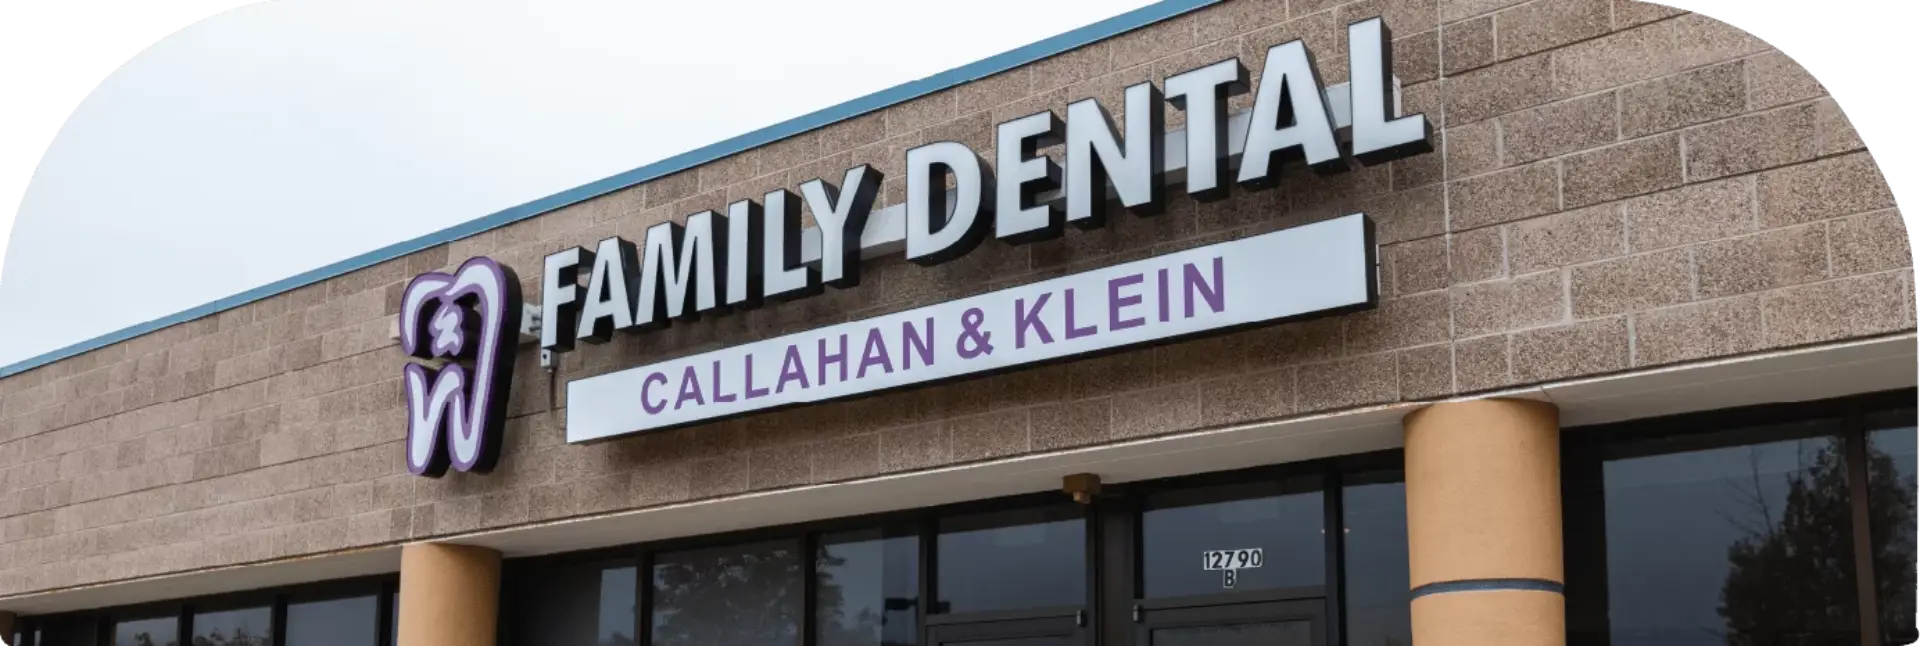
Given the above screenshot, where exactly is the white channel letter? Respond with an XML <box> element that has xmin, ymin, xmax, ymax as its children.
<box><xmin>905</xmin><ymin>141</ymin><xmax>994</xmax><ymax>265</ymax></box>
<box><xmin>994</xmin><ymin>110</ymin><xmax>1065</xmax><ymax>242</ymax></box>
<box><xmin>636</xmin><ymin>213</ymin><xmax>722</xmax><ymax>326</ymax></box>
<box><xmin>1237</xmin><ymin>39</ymin><xmax>1343</xmax><ymax>186</ymax></box>
<box><xmin>540</xmin><ymin>246</ymin><xmax>590</xmax><ymax>351</ymax></box>
<box><xmin>725</xmin><ymin>198</ymin><xmax>763</xmax><ymax>308</ymax></box>
<box><xmin>800</xmin><ymin>165</ymin><xmax>883</xmax><ymax>287</ymax></box>
<box><xmin>1164</xmin><ymin>58</ymin><xmax>1249</xmax><ymax>200</ymax></box>
<box><xmin>576</xmin><ymin>236</ymin><xmax>638</xmax><ymax>343</ymax></box>
<box><xmin>1347</xmin><ymin>17</ymin><xmax>1432</xmax><ymax>164</ymax></box>
<box><xmin>1065</xmin><ymin>81</ymin><xmax>1166</xmax><ymax>227</ymax></box>
<box><xmin>760</xmin><ymin>188</ymin><xmax>820</xmax><ymax>300</ymax></box>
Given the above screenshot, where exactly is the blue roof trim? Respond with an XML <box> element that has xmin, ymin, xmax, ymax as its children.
<box><xmin>0</xmin><ymin>0</ymin><xmax>1220</xmax><ymax>380</ymax></box>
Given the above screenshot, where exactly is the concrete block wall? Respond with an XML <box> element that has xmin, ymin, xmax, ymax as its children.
<box><xmin>0</xmin><ymin>0</ymin><xmax>1909</xmax><ymax>599</ymax></box>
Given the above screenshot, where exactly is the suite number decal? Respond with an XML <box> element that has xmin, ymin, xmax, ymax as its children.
<box><xmin>1202</xmin><ymin>548</ymin><xmax>1264</xmax><ymax>588</ymax></box>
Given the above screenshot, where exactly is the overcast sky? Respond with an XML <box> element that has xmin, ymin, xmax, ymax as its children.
<box><xmin>0</xmin><ymin>0</ymin><xmax>1152</xmax><ymax>367</ymax></box>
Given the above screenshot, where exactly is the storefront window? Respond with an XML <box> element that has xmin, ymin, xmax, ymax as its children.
<box><xmin>191</xmin><ymin>606</ymin><xmax>270</xmax><ymax>646</ymax></box>
<box><xmin>35</xmin><ymin>615</ymin><xmax>93</xmax><ymax>646</ymax></box>
<box><xmin>1140</xmin><ymin>478</ymin><xmax>1323</xmax><ymax>598</ymax></box>
<box><xmin>651</xmin><ymin>540</ymin><xmax>803</xmax><ymax>646</ymax></box>
<box><xmin>285</xmin><ymin>595</ymin><xmax>378</xmax><ymax>646</ymax></box>
<box><xmin>513</xmin><ymin>560</ymin><xmax>638</xmax><ymax>646</ymax></box>
<box><xmin>817</xmin><ymin>528</ymin><xmax>920</xmax><ymax>646</ymax></box>
<box><xmin>1572</xmin><ymin>419</ymin><xmax>1865</xmax><ymax>645</ymax></box>
<box><xmin>1341</xmin><ymin>472</ymin><xmax>1411</xmax><ymax>646</ymax></box>
<box><xmin>114</xmin><ymin>615</ymin><xmax>178</xmax><ymax>646</ymax></box>
<box><xmin>1866</xmin><ymin>415</ymin><xmax>1917</xmax><ymax>645</ymax></box>
<box><xmin>936</xmin><ymin>506</ymin><xmax>1085</xmax><ymax>614</ymax></box>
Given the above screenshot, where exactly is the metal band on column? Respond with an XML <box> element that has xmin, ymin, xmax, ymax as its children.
<box><xmin>397</xmin><ymin>542</ymin><xmax>502</xmax><ymax>646</ymax></box>
<box><xmin>1403</xmin><ymin>398</ymin><xmax>1565</xmax><ymax>646</ymax></box>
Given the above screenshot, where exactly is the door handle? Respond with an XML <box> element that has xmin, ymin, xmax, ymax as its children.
<box><xmin>1131</xmin><ymin>604</ymin><xmax>1143</xmax><ymax>623</ymax></box>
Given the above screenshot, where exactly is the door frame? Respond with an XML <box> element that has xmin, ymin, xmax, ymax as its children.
<box><xmin>926</xmin><ymin>612</ymin><xmax>1086</xmax><ymax>646</ymax></box>
<box><xmin>1131</xmin><ymin>597</ymin><xmax>1326</xmax><ymax>646</ymax></box>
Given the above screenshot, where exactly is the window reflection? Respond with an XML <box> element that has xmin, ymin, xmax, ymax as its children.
<box><xmin>285</xmin><ymin>595</ymin><xmax>377</xmax><ymax>646</ymax></box>
<box><xmin>191</xmin><ymin>607</ymin><xmax>270</xmax><ymax>646</ymax></box>
<box><xmin>115</xmin><ymin>616</ymin><xmax>177</xmax><ymax>646</ymax></box>
<box><xmin>936</xmin><ymin>506</ymin><xmax>1085</xmax><ymax>614</ymax></box>
<box><xmin>1342</xmin><ymin>472</ymin><xmax>1411</xmax><ymax>646</ymax></box>
<box><xmin>1600</xmin><ymin>428</ymin><xmax>1860</xmax><ymax>644</ymax></box>
<box><xmin>37</xmin><ymin>615</ymin><xmax>94</xmax><ymax>646</ymax></box>
<box><xmin>1867</xmin><ymin>418</ymin><xmax>1917</xmax><ymax>645</ymax></box>
<box><xmin>818</xmin><ymin>528</ymin><xmax>920</xmax><ymax>646</ymax></box>
<box><xmin>599</xmin><ymin>567</ymin><xmax>638</xmax><ymax>646</ymax></box>
<box><xmin>1140</xmin><ymin>479</ymin><xmax>1323</xmax><ymax>598</ymax></box>
<box><xmin>512</xmin><ymin>561</ymin><xmax>636</xmax><ymax>646</ymax></box>
<box><xmin>651</xmin><ymin>541</ymin><xmax>802</xmax><ymax>646</ymax></box>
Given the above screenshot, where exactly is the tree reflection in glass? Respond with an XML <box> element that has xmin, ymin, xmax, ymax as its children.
<box><xmin>650</xmin><ymin>540</ymin><xmax>803</xmax><ymax>646</ymax></box>
<box><xmin>114</xmin><ymin>617</ymin><xmax>177</xmax><ymax>646</ymax></box>
<box><xmin>1711</xmin><ymin>437</ymin><xmax>1860</xmax><ymax>642</ymax></box>
<box><xmin>1867</xmin><ymin>422</ymin><xmax>1917</xmax><ymax>645</ymax></box>
<box><xmin>191</xmin><ymin>607</ymin><xmax>271</xmax><ymax>646</ymax></box>
<box><xmin>1599</xmin><ymin>429</ymin><xmax>1883</xmax><ymax>645</ymax></box>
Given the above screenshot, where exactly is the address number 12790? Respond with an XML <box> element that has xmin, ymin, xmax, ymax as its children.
<box><xmin>1202</xmin><ymin>548</ymin><xmax>1264</xmax><ymax>571</ymax></box>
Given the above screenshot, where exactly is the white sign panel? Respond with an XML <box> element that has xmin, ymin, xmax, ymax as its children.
<box><xmin>566</xmin><ymin>214</ymin><xmax>1376</xmax><ymax>443</ymax></box>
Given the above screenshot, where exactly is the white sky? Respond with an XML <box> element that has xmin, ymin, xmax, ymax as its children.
<box><xmin>0</xmin><ymin>0</ymin><xmax>1155</xmax><ymax>366</ymax></box>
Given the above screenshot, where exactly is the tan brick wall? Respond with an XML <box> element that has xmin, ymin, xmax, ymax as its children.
<box><xmin>0</xmin><ymin>0</ymin><xmax>1910</xmax><ymax>599</ymax></box>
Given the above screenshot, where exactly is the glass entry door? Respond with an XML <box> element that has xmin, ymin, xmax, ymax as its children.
<box><xmin>926</xmin><ymin>505</ymin><xmax>1091</xmax><ymax>646</ymax></box>
<box><xmin>925</xmin><ymin>476</ymin><xmax>1343</xmax><ymax>646</ymax></box>
<box><xmin>1134</xmin><ymin>600</ymin><xmax>1321</xmax><ymax>646</ymax></box>
<box><xmin>1112</xmin><ymin>476</ymin><xmax>1331</xmax><ymax>646</ymax></box>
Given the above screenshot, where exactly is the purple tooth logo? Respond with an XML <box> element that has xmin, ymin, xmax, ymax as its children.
<box><xmin>399</xmin><ymin>257</ymin><xmax>522</xmax><ymax>477</ymax></box>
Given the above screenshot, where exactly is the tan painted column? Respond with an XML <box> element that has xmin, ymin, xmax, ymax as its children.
<box><xmin>1403</xmin><ymin>398</ymin><xmax>1564</xmax><ymax>646</ymax></box>
<box><xmin>397</xmin><ymin>543</ymin><xmax>502</xmax><ymax>646</ymax></box>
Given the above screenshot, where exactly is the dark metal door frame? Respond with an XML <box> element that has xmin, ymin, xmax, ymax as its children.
<box><xmin>1132</xmin><ymin>598</ymin><xmax>1326</xmax><ymax>646</ymax></box>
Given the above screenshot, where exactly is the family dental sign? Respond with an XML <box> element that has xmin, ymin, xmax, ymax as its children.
<box><xmin>402</xmin><ymin>17</ymin><xmax>1433</xmax><ymax>452</ymax></box>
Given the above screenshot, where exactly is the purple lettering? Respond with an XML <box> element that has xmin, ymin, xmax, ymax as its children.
<box><xmin>902</xmin><ymin>318</ymin><xmax>935</xmax><ymax>369</ymax></box>
<box><xmin>674</xmin><ymin>365</ymin><xmax>705</xmax><ymax>410</ymax></box>
<box><xmin>745</xmin><ymin>353</ymin><xmax>770</xmax><ymax>399</ymax></box>
<box><xmin>1183</xmin><ymin>256</ymin><xmax>1226</xmax><ymax>318</ymax></box>
<box><xmin>711</xmin><ymin>360</ymin><xmax>737</xmax><ymax>403</ymax></box>
<box><xmin>1064</xmin><ymin>288</ymin><xmax>1097</xmax><ymax>339</ymax></box>
<box><xmin>858</xmin><ymin>327</ymin><xmax>894</xmax><ymax>378</ymax></box>
<box><xmin>818</xmin><ymin>334</ymin><xmax>849</xmax><ymax>385</ymax></box>
<box><xmin>641</xmin><ymin>372</ymin><xmax>668</xmax><ymax>414</ymax></box>
<box><xmin>777</xmin><ymin>344</ymin><xmax>811</xmax><ymax>393</ymax></box>
<box><xmin>1157</xmin><ymin>268</ymin><xmax>1170</xmax><ymax>323</ymax></box>
<box><xmin>1108</xmin><ymin>274</ymin><xmax>1146</xmax><ymax>331</ymax></box>
<box><xmin>1015</xmin><ymin>293</ymin><xmax>1054</xmax><ymax>349</ymax></box>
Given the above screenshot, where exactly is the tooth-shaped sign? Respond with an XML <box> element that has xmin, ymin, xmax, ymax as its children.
<box><xmin>398</xmin><ymin>257</ymin><xmax>522</xmax><ymax>478</ymax></box>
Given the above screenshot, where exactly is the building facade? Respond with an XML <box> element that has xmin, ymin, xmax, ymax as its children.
<box><xmin>0</xmin><ymin>0</ymin><xmax>1914</xmax><ymax>645</ymax></box>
